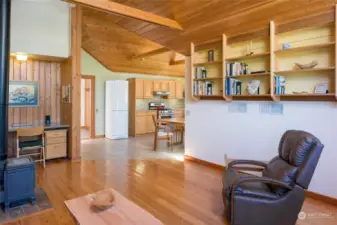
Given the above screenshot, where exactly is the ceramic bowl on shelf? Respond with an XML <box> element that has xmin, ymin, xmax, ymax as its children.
<box><xmin>294</xmin><ymin>60</ymin><xmax>318</xmax><ymax>70</ymax></box>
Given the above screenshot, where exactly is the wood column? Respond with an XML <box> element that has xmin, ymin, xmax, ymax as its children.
<box><xmin>70</xmin><ymin>5</ymin><xmax>82</xmax><ymax>160</ymax></box>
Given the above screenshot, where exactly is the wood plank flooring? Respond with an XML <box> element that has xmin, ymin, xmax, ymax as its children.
<box><xmin>4</xmin><ymin>136</ymin><xmax>337</xmax><ymax>225</ymax></box>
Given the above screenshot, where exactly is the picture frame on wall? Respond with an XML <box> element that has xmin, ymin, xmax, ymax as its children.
<box><xmin>8</xmin><ymin>81</ymin><xmax>39</xmax><ymax>107</ymax></box>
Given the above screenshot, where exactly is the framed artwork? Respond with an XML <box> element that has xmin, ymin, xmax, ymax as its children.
<box><xmin>9</xmin><ymin>81</ymin><xmax>39</xmax><ymax>107</ymax></box>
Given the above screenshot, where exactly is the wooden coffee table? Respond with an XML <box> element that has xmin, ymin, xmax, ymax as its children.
<box><xmin>65</xmin><ymin>189</ymin><xmax>163</xmax><ymax>225</ymax></box>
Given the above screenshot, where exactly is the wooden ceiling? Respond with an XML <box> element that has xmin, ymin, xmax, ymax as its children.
<box><xmin>99</xmin><ymin>0</ymin><xmax>337</xmax><ymax>55</ymax></box>
<box><xmin>82</xmin><ymin>7</ymin><xmax>185</xmax><ymax>77</ymax></box>
<box><xmin>82</xmin><ymin>0</ymin><xmax>337</xmax><ymax>76</ymax></box>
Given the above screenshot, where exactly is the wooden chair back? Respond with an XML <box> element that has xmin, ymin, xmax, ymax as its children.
<box><xmin>152</xmin><ymin>115</ymin><xmax>158</xmax><ymax>128</ymax></box>
<box><xmin>17</xmin><ymin>126</ymin><xmax>45</xmax><ymax>137</ymax></box>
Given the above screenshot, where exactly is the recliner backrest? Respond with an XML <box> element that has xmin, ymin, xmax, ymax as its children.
<box><xmin>263</xmin><ymin>130</ymin><xmax>323</xmax><ymax>194</ymax></box>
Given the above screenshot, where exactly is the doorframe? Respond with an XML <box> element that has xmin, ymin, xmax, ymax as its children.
<box><xmin>81</xmin><ymin>75</ymin><xmax>96</xmax><ymax>139</ymax></box>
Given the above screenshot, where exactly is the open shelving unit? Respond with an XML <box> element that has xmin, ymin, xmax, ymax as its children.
<box><xmin>190</xmin><ymin>7</ymin><xmax>337</xmax><ymax>102</ymax></box>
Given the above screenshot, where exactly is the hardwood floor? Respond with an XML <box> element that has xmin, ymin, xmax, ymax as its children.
<box><xmin>4</xmin><ymin>136</ymin><xmax>337</xmax><ymax>225</ymax></box>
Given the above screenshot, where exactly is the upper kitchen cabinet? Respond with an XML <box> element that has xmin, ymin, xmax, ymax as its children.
<box><xmin>153</xmin><ymin>80</ymin><xmax>161</xmax><ymax>91</ymax></box>
<box><xmin>175</xmin><ymin>82</ymin><xmax>184</xmax><ymax>99</ymax></box>
<box><xmin>161</xmin><ymin>80</ymin><xmax>170</xmax><ymax>92</ymax></box>
<box><xmin>135</xmin><ymin>79</ymin><xmax>144</xmax><ymax>99</ymax></box>
<box><xmin>168</xmin><ymin>81</ymin><xmax>176</xmax><ymax>99</ymax></box>
<box><xmin>153</xmin><ymin>80</ymin><xmax>170</xmax><ymax>92</ymax></box>
<box><xmin>143</xmin><ymin>80</ymin><xmax>153</xmax><ymax>99</ymax></box>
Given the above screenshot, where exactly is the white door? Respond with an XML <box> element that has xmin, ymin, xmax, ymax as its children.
<box><xmin>106</xmin><ymin>81</ymin><xmax>128</xmax><ymax>111</ymax></box>
<box><xmin>106</xmin><ymin>111</ymin><xmax>128</xmax><ymax>140</ymax></box>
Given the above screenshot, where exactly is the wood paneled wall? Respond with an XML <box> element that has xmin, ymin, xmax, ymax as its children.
<box><xmin>8</xmin><ymin>57</ymin><xmax>61</xmax><ymax>126</ymax></box>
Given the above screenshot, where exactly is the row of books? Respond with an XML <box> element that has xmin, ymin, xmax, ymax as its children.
<box><xmin>195</xmin><ymin>67</ymin><xmax>207</xmax><ymax>79</ymax></box>
<box><xmin>226</xmin><ymin>62</ymin><xmax>249</xmax><ymax>76</ymax></box>
<box><xmin>193</xmin><ymin>81</ymin><xmax>213</xmax><ymax>96</ymax></box>
<box><xmin>225</xmin><ymin>78</ymin><xmax>242</xmax><ymax>95</ymax></box>
<box><xmin>274</xmin><ymin>76</ymin><xmax>285</xmax><ymax>94</ymax></box>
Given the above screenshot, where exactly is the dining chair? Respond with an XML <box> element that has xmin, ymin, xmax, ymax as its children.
<box><xmin>172</xmin><ymin>124</ymin><xmax>185</xmax><ymax>144</ymax></box>
<box><xmin>16</xmin><ymin>126</ymin><xmax>46</xmax><ymax>168</ymax></box>
<box><xmin>152</xmin><ymin>115</ymin><xmax>173</xmax><ymax>151</ymax></box>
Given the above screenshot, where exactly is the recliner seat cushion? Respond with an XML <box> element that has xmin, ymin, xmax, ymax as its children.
<box><xmin>223</xmin><ymin>168</ymin><xmax>278</xmax><ymax>220</ymax></box>
<box><xmin>263</xmin><ymin>157</ymin><xmax>299</xmax><ymax>195</ymax></box>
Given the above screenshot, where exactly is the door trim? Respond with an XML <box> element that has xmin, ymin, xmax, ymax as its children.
<box><xmin>81</xmin><ymin>75</ymin><xmax>96</xmax><ymax>139</ymax></box>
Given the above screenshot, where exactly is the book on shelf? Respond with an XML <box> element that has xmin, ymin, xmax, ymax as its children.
<box><xmin>193</xmin><ymin>81</ymin><xmax>213</xmax><ymax>96</ymax></box>
<box><xmin>195</xmin><ymin>67</ymin><xmax>207</xmax><ymax>79</ymax></box>
<box><xmin>274</xmin><ymin>76</ymin><xmax>285</xmax><ymax>94</ymax></box>
<box><xmin>225</xmin><ymin>78</ymin><xmax>242</xmax><ymax>95</ymax></box>
<box><xmin>226</xmin><ymin>62</ymin><xmax>249</xmax><ymax>76</ymax></box>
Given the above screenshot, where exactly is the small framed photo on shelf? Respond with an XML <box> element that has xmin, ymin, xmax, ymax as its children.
<box><xmin>208</xmin><ymin>50</ymin><xmax>214</xmax><ymax>62</ymax></box>
<box><xmin>314</xmin><ymin>83</ymin><xmax>328</xmax><ymax>94</ymax></box>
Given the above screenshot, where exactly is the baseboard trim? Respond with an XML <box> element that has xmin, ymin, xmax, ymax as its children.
<box><xmin>81</xmin><ymin>126</ymin><xmax>89</xmax><ymax>129</ymax></box>
<box><xmin>94</xmin><ymin>135</ymin><xmax>105</xmax><ymax>139</ymax></box>
<box><xmin>184</xmin><ymin>155</ymin><xmax>337</xmax><ymax>206</ymax></box>
<box><xmin>184</xmin><ymin>155</ymin><xmax>224</xmax><ymax>170</ymax></box>
<box><xmin>306</xmin><ymin>191</ymin><xmax>337</xmax><ymax>206</ymax></box>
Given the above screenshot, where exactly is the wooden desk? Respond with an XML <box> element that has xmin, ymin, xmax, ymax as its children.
<box><xmin>8</xmin><ymin>123</ymin><xmax>69</xmax><ymax>159</ymax></box>
<box><xmin>159</xmin><ymin>118</ymin><xmax>185</xmax><ymax>125</ymax></box>
<box><xmin>65</xmin><ymin>189</ymin><xmax>163</xmax><ymax>225</ymax></box>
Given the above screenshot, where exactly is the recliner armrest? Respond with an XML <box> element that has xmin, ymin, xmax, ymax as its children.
<box><xmin>228</xmin><ymin>160</ymin><xmax>267</xmax><ymax>172</ymax></box>
<box><xmin>232</xmin><ymin>177</ymin><xmax>293</xmax><ymax>193</ymax></box>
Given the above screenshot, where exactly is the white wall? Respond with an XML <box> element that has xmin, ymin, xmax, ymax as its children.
<box><xmin>81</xmin><ymin>50</ymin><xmax>185</xmax><ymax>136</ymax></box>
<box><xmin>184</xmin><ymin>57</ymin><xmax>337</xmax><ymax>198</ymax></box>
<box><xmin>11</xmin><ymin>0</ymin><xmax>70</xmax><ymax>57</ymax></box>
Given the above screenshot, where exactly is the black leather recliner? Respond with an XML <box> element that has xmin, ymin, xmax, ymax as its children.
<box><xmin>222</xmin><ymin>130</ymin><xmax>324</xmax><ymax>225</ymax></box>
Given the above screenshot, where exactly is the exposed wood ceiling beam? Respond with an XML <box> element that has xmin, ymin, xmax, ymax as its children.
<box><xmin>132</xmin><ymin>47</ymin><xmax>171</xmax><ymax>60</ymax></box>
<box><xmin>64</xmin><ymin>0</ymin><xmax>183</xmax><ymax>31</ymax></box>
<box><xmin>170</xmin><ymin>60</ymin><xmax>185</xmax><ymax>66</ymax></box>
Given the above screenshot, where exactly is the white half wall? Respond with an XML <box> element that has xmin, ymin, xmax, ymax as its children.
<box><xmin>10</xmin><ymin>0</ymin><xmax>70</xmax><ymax>57</ymax></box>
<box><xmin>184</xmin><ymin>57</ymin><xmax>337</xmax><ymax>198</ymax></box>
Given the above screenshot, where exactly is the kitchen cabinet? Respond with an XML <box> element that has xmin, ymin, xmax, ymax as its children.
<box><xmin>135</xmin><ymin>111</ymin><xmax>156</xmax><ymax>135</ymax></box>
<box><xmin>174</xmin><ymin>109</ymin><xmax>185</xmax><ymax>118</ymax></box>
<box><xmin>161</xmin><ymin>80</ymin><xmax>170</xmax><ymax>92</ymax></box>
<box><xmin>143</xmin><ymin>80</ymin><xmax>153</xmax><ymax>99</ymax></box>
<box><xmin>135</xmin><ymin>116</ymin><xmax>147</xmax><ymax>134</ymax></box>
<box><xmin>146</xmin><ymin>112</ymin><xmax>156</xmax><ymax>133</ymax></box>
<box><xmin>168</xmin><ymin>81</ymin><xmax>176</xmax><ymax>99</ymax></box>
<box><xmin>153</xmin><ymin>80</ymin><xmax>169</xmax><ymax>92</ymax></box>
<box><xmin>175</xmin><ymin>82</ymin><xmax>184</xmax><ymax>99</ymax></box>
<box><xmin>153</xmin><ymin>80</ymin><xmax>161</xmax><ymax>92</ymax></box>
<box><xmin>135</xmin><ymin>79</ymin><xmax>144</xmax><ymax>99</ymax></box>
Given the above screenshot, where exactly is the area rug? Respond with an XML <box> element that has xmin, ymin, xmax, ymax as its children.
<box><xmin>0</xmin><ymin>188</ymin><xmax>53</xmax><ymax>223</ymax></box>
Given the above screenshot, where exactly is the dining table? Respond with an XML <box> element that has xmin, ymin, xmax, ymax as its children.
<box><xmin>159</xmin><ymin>118</ymin><xmax>185</xmax><ymax>125</ymax></box>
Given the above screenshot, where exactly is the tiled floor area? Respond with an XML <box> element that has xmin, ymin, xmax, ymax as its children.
<box><xmin>0</xmin><ymin>188</ymin><xmax>53</xmax><ymax>223</ymax></box>
<box><xmin>81</xmin><ymin>135</ymin><xmax>184</xmax><ymax>161</ymax></box>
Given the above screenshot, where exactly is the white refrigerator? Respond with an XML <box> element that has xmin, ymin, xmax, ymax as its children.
<box><xmin>105</xmin><ymin>80</ymin><xmax>129</xmax><ymax>140</ymax></box>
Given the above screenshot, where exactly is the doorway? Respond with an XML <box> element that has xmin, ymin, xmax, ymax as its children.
<box><xmin>81</xmin><ymin>75</ymin><xmax>95</xmax><ymax>140</ymax></box>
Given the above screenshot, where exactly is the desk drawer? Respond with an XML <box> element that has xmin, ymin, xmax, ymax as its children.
<box><xmin>45</xmin><ymin>130</ymin><xmax>67</xmax><ymax>138</ymax></box>
<box><xmin>46</xmin><ymin>143</ymin><xmax>67</xmax><ymax>160</ymax></box>
<box><xmin>46</xmin><ymin>136</ymin><xmax>66</xmax><ymax>145</ymax></box>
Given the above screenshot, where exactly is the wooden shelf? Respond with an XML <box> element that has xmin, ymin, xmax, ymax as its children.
<box><xmin>193</xmin><ymin>60</ymin><xmax>222</xmax><ymax>67</ymax></box>
<box><xmin>275</xmin><ymin>93</ymin><xmax>336</xmax><ymax>101</ymax></box>
<box><xmin>275</xmin><ymin>42</ymin><xmax>335</xmax><ymax>53</ymax></box>
<box><xmin>274</xmin><ymin>67</ymin><xmax>335</xmax><ymax>74</ymax></box>
<box><xmin>194</xmin><ymin>77</ymin><xmax>223</xmax><ymax>81</ymax></box>
<box><xmin>226</xmin><ymin>72</ymin><xmax>270</xmax><ymax>78</ymax></box>
<box><xmin>190</xmin><ymin>15</ymin><xmax>337</xmax><ymax>102</ymax></box>
<box><xmin>194</xmin><ymin>95</ymin><xmax>224</xmax><ymax>100</ymax></box>
<box><xmin>226</xmin><ymin>52</ymin><xmax>270</xmax><ymax>61</ymax></box>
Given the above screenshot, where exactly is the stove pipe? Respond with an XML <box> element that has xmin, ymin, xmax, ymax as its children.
<box><xmin>0</xmin><ymin>0</ymin><xmax>11</xmax><ymax>185</ymax></box>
